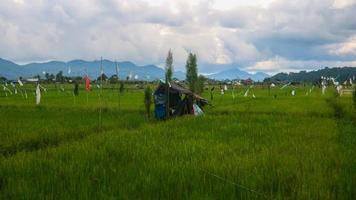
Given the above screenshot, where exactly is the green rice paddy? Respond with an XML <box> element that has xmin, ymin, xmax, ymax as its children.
<box><xmin>0</xmin><ymin>83</ymin><xmax>355</xmax><ymax>199</ymax></box>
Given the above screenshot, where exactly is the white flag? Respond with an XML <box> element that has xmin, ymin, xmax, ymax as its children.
<box><xmin>40</xmin><ymin>85</ymin><xmax>47</xmax><ymax>92</ymax></box>
<box><xmin>280</xmin><ymin>82</ymin><xmax>291</xmax><ymax>89</ymax></box>
<box><xmin>337</xmin><ymin>85</ymin><xmax>342</xmax><ymax>94</ymax></box>
<box><xmin>291</xmin><ymin>90</ymin><xmax>296</xmax><ymax>96</ymax></box>
<box><xmin>36</xmin><ymin>84</ymin><xmax>41</xmax><ymax>105</ymax></box>
<box><xmin>18</xmin><ymin>79</ymin><xmax>24</xmax><ymax>86</ymax></box>
<box><xmin>3</xmin><ymin>85</ymin><xmax>12</xmax><ymax>94</ymax></box>
<box><xmin>244</xmin><ymin>88</ymin><xmax>250</xmax><ymax>97</ymax></box>
<box><xmin>322</xmin><ymin>85</ymin><xmax>327</xmax><ymax>95</ymax></box>
<box><xmin>134</xmin><ymin>74</ymin><xmax>139</xmax><ymax>80</ymax></box>
<box><xmin>311</xmin><ymin>85</ymin><xmax>315</xmax><ymax>91</ymax></box>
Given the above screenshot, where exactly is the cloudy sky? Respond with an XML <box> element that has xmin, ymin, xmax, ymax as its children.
<box><xmin>0</xmin><ymin>0</ymin><xmax>356</xmax><ymax>74</ymax></box>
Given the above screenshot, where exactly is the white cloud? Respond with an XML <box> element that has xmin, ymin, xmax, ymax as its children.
<box><xmin>328</xmin><ymin>35</ymin><xmax>356</xmax><ymax>56</ymax></box>
<box><xmin>247</xmin><ymin>56</ymin><xmax>356</xmax><ymax>74</ymax></box>
<box><xmin>332</xmin><ymin>0</ymin><xmax>356</xmax><ymax>8</ymax></box>
<box><xmin>247</xmin><ymin>56</ymin><xmax>292</xmax><ymax>73</ymax></box>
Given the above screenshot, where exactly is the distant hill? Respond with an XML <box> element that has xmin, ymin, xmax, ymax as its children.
<box><xmin>0</xmin><ymin>58</ymin><xmax>185</xmax><ymax>80</ymax></box>
<box><xmin>0</xmin><ymin>58</ymin><xmax>23</xmax><ymax>78</ymax></box>
<box><xmin>267</xmin><ymin>67</ymin><xmax>356</xmax><ymax>83</ymax></box>
<box><xmin>207</xmin><ymin>68</ymin><xmax>269</xmax><ymax>81</ymax></box>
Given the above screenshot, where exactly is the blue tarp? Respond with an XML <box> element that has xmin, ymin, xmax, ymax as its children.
<box><xmin>154</xmin><ymin>104</ymin><xmax>166</xmax><ymax>120</ymax></box>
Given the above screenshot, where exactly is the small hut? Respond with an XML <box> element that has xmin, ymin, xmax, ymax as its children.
<box><xmin>154</xmin><ymin>81</ymin><xmax>208</xmax><ymax>119</ymax></box>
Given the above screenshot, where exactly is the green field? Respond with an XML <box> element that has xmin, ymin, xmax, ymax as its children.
<box><xmin>0</xmin><ymin>83</ymin><xmax>355</xmax><ymax>199</ymax></box>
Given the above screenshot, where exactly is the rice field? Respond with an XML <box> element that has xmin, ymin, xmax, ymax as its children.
<box><xmin>0</xmin><ymin>83</ymin><xmax>355</xmax><ymax>199</ymax></box>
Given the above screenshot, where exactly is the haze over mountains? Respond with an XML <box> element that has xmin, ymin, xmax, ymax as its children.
<box><xmin>0</xmin><ymin>58</ymin><xmax>269</xmax><ymax>81</ymax></box>
<box><xmin>206</xmin><ymin>67</ymin><xmax>269</xmax><ymax>81</ymax></box>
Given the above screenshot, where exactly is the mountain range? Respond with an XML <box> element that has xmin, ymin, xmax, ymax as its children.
<box><xmin>0</xmin><ymin>58</ymin><xmax>268</xmax><ymax>81</ymax></box>
<box><xmin>0</xmin><ymin>58</ymin><xmax>183</xmax><ymax>81</ymax></box>
<box><xmin>207</xmin><ymin>68</ymin><xmax>269</xmax><ymax>81</ymax></box>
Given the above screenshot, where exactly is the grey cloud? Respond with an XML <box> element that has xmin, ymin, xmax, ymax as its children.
<box><xmin>0</xmin><ymin>0</ymin><xmax>355</xmax><ymax>74</ymax></box>
<box><xmin>215</xmin><ymin>0</ymin><xmax>356</xmax><ymax>62</ymax></box>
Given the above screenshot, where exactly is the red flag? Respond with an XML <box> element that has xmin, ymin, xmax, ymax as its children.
<box><xmin>84</xmin><ymin>75</ymin><xmax>91</xmax><ymax>91</ymax></box>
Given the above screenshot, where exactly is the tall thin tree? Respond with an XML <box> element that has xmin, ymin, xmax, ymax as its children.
<box><xmin>165</xmin><ymin>50</ymin><xmax>173</xmax><ymax>119</ymax></box>
<box><xmin>186</xmin><ymin>53</ymin><xmax>198</xmax><ymax>92</ymax></box>
<box><xmin>165</xmin><ymin>50</ymin><xmax>173</xmax><ymax>82</ymax></box>
<box><xmin>196</xmin><ymin>75</ymin><xmax>206</xmax><ymax>95</ymax></box>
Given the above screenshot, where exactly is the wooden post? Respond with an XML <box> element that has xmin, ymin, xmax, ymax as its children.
<box><xmin>99</xmin><ymin>57</ymin><xmax>103</xmax><ymax>131</ymax></box>
<box><xmin>165</xmin><ymin>78</ymin><xmax>170</xmax><ymax>119</ymax></box>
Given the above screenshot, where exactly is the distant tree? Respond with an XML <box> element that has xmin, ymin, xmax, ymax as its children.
<box><xmin>109</xmin><ymin>75</ymin><xmax>118</xmax><ymax>84</ymax></box>
<box><xmin>73</xmin><ymin>76</ymin><xmax>83</xmax><ymax>81</ymax></box>
<box><xmin>186</xmin><ymin>53</ymin><xmax>198</xmax><ymax>92</ymax></box>
<box><xmin>196</xmin><ymin>75</ymin><xmax>206</xmax><ymax>95</ymax></box>
<box><xmin>267</xmin><ymin>67</ymin><xmax>356</xmax><ymax>83</ymax></box>
<box><xmin>0</xmin><ymin>76</ymin><xmax>7</xmax><ymax>82</ymax></box>
<box><xmin>49</xmin><ymin>74</ymin><xmax>55</xmax><ymax>81</ymax></box>
<box><xmin>97</xmin><ymin>73</ymin><xmax>108</xmax><ymax>81</ymax></box>
<box><xmin>144</xmin><ymin>86</ymin><xmax>152</xmax><ymax>118</ymax></box>
<box><xmin>34</xmin><ymin>74</ymin><xmax>41</xmax><ymax>80</ymax></box>
<box><xmin>45</xmin><ymin>73</ymin><xmax>50</xmax><ymax>81</ymax></box>
<box><xmin>56</xmin><ymin>71</ymin><xmax>64</xmax><ymax>82</ymax></box>
<box><xmin>165</xmin><ymin>50</ymin><xmax>173</xmax><ymax>82</ymax></box>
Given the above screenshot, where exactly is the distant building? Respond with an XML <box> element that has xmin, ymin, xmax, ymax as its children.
<box><xmin>25</xmin><ymin>78</ymin><xmax>39</xmax><ymax>82</ymax></box>
<box><xmin>243</xmin><ymin>78</ymin><xmax>254</xmax><ymax>85</ymax></box>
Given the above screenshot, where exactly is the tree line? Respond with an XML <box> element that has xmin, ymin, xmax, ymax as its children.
<box><xmin>266</xmin><ymin>67</ymin><xmax>356</xmax><ymax>84</ymax></box>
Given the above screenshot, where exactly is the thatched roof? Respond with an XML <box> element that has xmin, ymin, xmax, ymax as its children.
<box><xmin>154</xmin><ymin>82</ymin><xmax>207</xmax><ymax>101</ymax></box>
<box><xmin>155</xmin><ymin>82</ymin><xmax>192</xmax><ymax>95</ymax></box>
